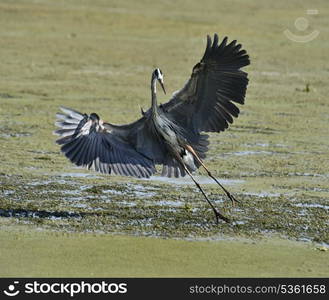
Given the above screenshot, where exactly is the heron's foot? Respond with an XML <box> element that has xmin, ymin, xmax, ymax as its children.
<box><xmin>213</xmin><ymin>208</ymin><xmax>230</xmax><ymax>224</ymax></box>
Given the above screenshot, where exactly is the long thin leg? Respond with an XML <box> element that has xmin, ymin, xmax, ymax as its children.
<box><xmin>182</xmin><ymin>164</ymin><xmax>230</xmax><ymax>224</ymax></box>
<box><xmin>185</xmin><ymin>145</ymin><xmax>240</xmax><ymax>206</ymax></box>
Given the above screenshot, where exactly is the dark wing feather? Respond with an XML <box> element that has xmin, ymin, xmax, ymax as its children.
<box><xmin>54</xmin><ymin>107</ymin><xmax>156</xmax><ymax>178</ymax></box>
<box><xmin>162</xmin><ymin>34</ymin><xmax>250</xmax><ymax>134</ymax></box>
<box><xmin>161</xmin><ymin>156</ymin><xmax>186</xmax><ymax>178</ymax></box>
<box><xmin>54</xmin><ymin>34</ymin><xmax>249</xmax><ymax>179</ymax></box>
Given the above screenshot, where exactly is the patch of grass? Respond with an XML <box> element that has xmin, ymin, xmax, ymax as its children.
<box><xmin>0</xmin><ymin>227</ymin><xmax>328</xmax><ymax>277</ymax></box>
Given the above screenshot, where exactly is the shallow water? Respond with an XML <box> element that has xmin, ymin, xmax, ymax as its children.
<box><xmin>147</xmin><ymin>199</ymin><xmax>185</xmax><ymax>207</ymax></box>
<box><xmin>222</xmin><ymin>150</ymin><xmax>275</xmax><ymax>156</ymax></box>
<box><xmin>243</xmin><ymin>192</ymin><xmax>282</xmax><ymax>198</ymax></box>
<box><xmin>59</xmin><ymin>172</ymin><xmax>100</xmax><ymax>179</ymax></box>
<box><xmin>293</xmin><ymin>203</ymin><xmax>329</xmax><ymax>210</ymax></box>
<box><xmin>0</xmin><ymin>132</ymin><xmax>31</xmax><ymax>138</ymax></box>
<box><xmin>148</xmin><ymin>175</ymin><xmax>244</xmax><ymax>185</ymax></box>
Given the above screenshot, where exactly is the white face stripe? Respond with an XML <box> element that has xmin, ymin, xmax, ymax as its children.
<box><xmin>156</xmin><ymin>68</ymin><xmax>163</xmax><ymax>81</ymax></box>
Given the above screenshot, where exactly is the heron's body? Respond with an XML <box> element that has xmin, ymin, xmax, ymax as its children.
<box><xmin>150</xmin><ymin>113</ymin><xmax>197</xmax><ymax>172</ymax></box>
<box><xmin>54</xmin><ymin>34</ymin><xmax>250</xmax><ymax>222</ymax></box>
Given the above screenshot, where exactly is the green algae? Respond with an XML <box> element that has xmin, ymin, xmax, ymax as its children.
<box><xmin>0</xmin><ymin>0</ymin><xmax>328</xmax><ymax>254</ymax></box>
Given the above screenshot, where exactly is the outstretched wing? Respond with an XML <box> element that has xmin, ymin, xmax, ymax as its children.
<box><xmin>54</xmin><ymin>107</ymin><xmax>156</xmax><ymax>178</ymax></box>
<box><xmin>54</xmin><ymin>34</ymin><xmax>250</xmax><ymax>179</ymax></box>
<box><xmin>161</xmin><ymin>34</ymin><xmax>250</xmax><ymax>134</ymax></box>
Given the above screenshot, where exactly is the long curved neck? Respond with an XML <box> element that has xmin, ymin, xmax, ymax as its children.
<box><xmin>151</xmin><ymin>76</ymin><xmax>158</xmax><ymax>116</ymax></box>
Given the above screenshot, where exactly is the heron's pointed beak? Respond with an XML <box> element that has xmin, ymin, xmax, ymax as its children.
<box><xmin>159</xmin><ymin>79</ymin><xmax>166</xmax><ymax>94</ymax></box>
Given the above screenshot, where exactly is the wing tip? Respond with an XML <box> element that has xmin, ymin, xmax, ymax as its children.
<box><xmin>202</xmin><ymin>34</ymin><xmax>212</xmax><ymax>60</ymax></box>
<box><xmin>212</xmin><ymin>33</ymin><xmax>219</xmax><ymax>49</ymax></box>
<box><xmin>202</xmin><ymin>34</ymin><xmax>250</xmax><ymax>69</ymax></box>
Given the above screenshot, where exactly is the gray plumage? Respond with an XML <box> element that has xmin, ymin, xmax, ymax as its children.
<box><xmin>54</xmin><ymin>34</ymin><xmax>250</xmax><ymax>223</ymax></box>
<box><xmin>55</xmin><ymin>34</ymin><xmax>249</xmax><ymax>178</ymax></box>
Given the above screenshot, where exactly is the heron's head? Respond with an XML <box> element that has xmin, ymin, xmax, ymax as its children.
<box><xmin>89</xmin><ymin>113</ymin><xmax>100</xmax><ymax>122</ymax></box>
<box><xmin>153</xmin><ymin>68</ymin><xmax>166</xmax><ymax>94</ymax></box>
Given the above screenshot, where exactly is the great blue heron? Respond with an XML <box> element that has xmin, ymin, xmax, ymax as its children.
<box><xmin>54</xmin><ymin>34</ymin><xmax>250</xmax><ymax>223</ymax></box>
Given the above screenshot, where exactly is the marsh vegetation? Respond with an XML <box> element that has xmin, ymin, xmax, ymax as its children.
<box><xmin>0</xmin><ymin>0</ymin><xmax>328</xmax><ymax>276</ymax></box>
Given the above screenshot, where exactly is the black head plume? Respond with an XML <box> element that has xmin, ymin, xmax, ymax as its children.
<box><xmin>153</xmin><ymin>68</ymin><xmax>166</xmax><ymax>94</ymax></box>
